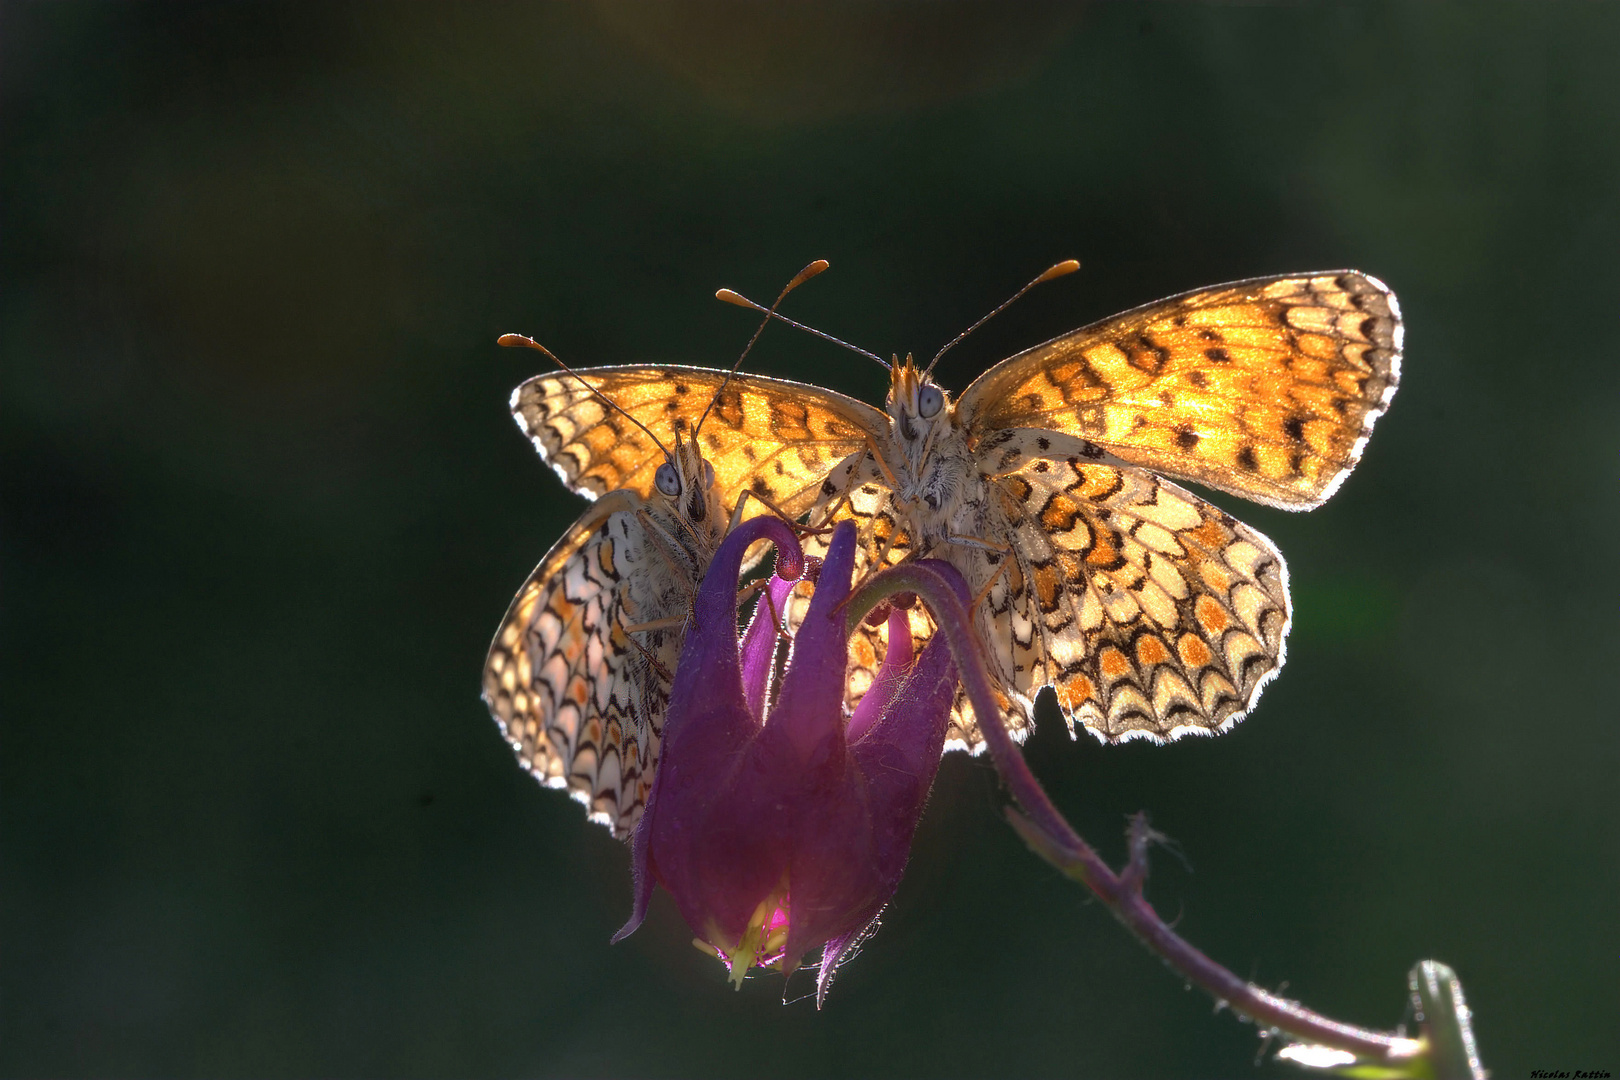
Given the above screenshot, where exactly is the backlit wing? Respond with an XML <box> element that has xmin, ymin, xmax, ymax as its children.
<box><xmin>957</xmin><ymin>272</ymin><xmax>1402</xmax><ymax>509</ymax></box>
<box><xmin>511</xmin><ymin>366</ymin><xmax>889</xmax><ymax>520</ymax></box>
<box><xmin>987</xmin><ymin>457</ymin><xmax>1291</xmax><ymax>743</ymax></box>
<box><xmin>482</xmin><ymin>492</ymin><xmax>658</xmax><ymax>838</ymax></box>
<box><xmin>794</xmin><ymin>460</ymin><xmax>936</xmax><ymax>725</ymax></box>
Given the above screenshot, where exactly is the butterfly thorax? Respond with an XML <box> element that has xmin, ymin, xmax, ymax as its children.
<box><xmin>883</xmin><ymin>357</ymin><xmax>987</xmax><ymax>553</ymax></box>
<box><xmin>595</xmin><ymin>442</ymin><xmax>727</xmax><ymax>805</ymax></box>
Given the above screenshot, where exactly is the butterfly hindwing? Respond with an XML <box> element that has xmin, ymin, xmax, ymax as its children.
<box><xmin>484</xmin><ymin>492</ymin><xmax>659</xmax><ymax>837</ymax></box>
<box><xmin>980</xmin><ymin>435</ymin><xmax>1290</xmax><ymax>742</ymax></box>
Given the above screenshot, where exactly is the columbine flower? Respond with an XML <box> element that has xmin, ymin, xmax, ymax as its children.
<box><xmin>613</xmin><ymin>517</ymin><xmax>963</xmax><ymax>1002</ymax></box>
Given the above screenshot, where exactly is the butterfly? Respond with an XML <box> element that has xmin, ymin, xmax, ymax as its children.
<box><xmin>482</xmin><ymin>263</ymin><xmax>900</xmax><ymax>836</ymax></box>
<box><xmin>482</xmin><ymin>423</ymin><xmax>734</xmax><ymax>837</ymax></box>
<box><xmin>798</xmin><ymin>268</ymin><xmax>1403</xmax><ymax>747</ymax></box>
<box><xmin>516</xmin><ymin>268</ymin><xmax>1402</xmax><ymax>751</ymax></box>
<box><xmin>499</xmin><ymin>359</ymin><xmax>917</xmax><ymax>737</ymax></box>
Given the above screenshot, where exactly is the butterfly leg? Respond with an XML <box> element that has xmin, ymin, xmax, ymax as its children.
<box><xmin>945</xmin><ymin>531</ymin><xmax>1010</xmax><ymax>554</ymax></box>
<box><xmin>758</xmin><ymin>577</ymin><xmax>797</xmax><ymax>643</ymax></box>
<box><xmin>969</xmin><ymin>552</ymin><xmax>1013</xmax><ymax>620</ymax></box>
<box><xmin>805</xmin><ymin>448</ymin><xmax>874</xmax><ymax>532</ymax></box>
<box><xmin>616</xmin><ymin>619</ymin><xmax>673</xmax><ymax>682</ymax></box>
<box><xmin>806</xmin><ymin>488</ymin><xmax>852</xmax><ymax>535</ymax></box>
<box><xmin>725</xmin><ymin>488</ymin><xmax>810</xmax><ymax>536</ymax></box>
<box><xmin>606</xmin><ymin>570</ymin><xmax>678</xmax><ymax>683</ymax></box>
<box><xmin>943</xmin><ymin>531</ymin><xmax>1016</xmax><ymax>615</ymax></box>
<box><xmin>635</xmin><ymin>508</ymin><xmax>701</xmax><ymax>610</ymax></box>
<box><xmin>862</xmin><ymin>506</ymin><xmax>904</xmax><ymax>577</ymax></box>
<box><xmin>619</xmin><ymin>615</ymin><xmax>684</xmax><ymax>635</ymax></box>
<box><xmin>723</xmin><ymin>577</ymin><xmax>798</xmax><ymax>644</ymax></box>
<box><xmin>809</xmin><ymin>438</ymin><xmax>899</xmax><ymax>519</ymax></box>
<box><xmin>859</xmin><ymin>436</ymin><xmax>900</xmax><ymax>491</ymax></box>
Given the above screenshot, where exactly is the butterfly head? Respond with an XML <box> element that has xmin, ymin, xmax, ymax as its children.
<box><xmin>654</xmin><ymin>431</ymin><xmax>721</xmax><ymax>527</ymax></box>
<box><xmin>887</xmin><ymin>353</ymin><xmax>952</xmax><ymax>447</ymax></box>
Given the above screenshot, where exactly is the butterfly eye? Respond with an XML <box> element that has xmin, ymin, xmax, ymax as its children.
<box><xmin>655</xmin><ymin>461</ymin><xmax>682</xmax><ymax>497</ymax></box>
<box><xmin>702</xmin><ymin>459</ymin><xmax>715</xmax><ymax>488</ymax></box>
<box><xmin>917</xmin><ymin>385</ymin><xmax>944</xmax><ymax>419</ymax></box>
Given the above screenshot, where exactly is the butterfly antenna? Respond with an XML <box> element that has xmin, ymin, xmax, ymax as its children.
<box><xmin>922</xmin><ymin>259</ymin><xmax>1080</xmax><ymax>378</ymax></box>
<box><xmin>717</xmin><ymin>287</ymin><xmax>890</xmax><ymax>372</ymax></box>
<box><xmin>496</xmin><ymin>333</ymin><xmax>672</xmax><ymax>458</ymax></box>
<box><xmin>695</xmin><ymin>259</ymin><xmax>829</xmax><ymax>440</ymax></box>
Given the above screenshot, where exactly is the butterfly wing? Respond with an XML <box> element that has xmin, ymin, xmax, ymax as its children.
<box><xmin>956</xmin><ymin>272</ymin><xmax>1402</xmax><ymax>510</ymax></box>
<box><xmin>923</xmin><ymin>430</ymin><xmax>1290</xmax><ymax>748</ymax></box>
<box><xmin>511</xmin><ymin>366</ymin><xmax>890</xmax><ymax>520</ymax></box>
<box><xmin>483</xmin><ymin>491</ymin><xmax>667</xmax><ymax>838</ymax></box>
<box><xmin>994</xmin><ymin>453</ymin><xmax>1290</xmax><ymax>742</ymax></box>
<box><xmin>791</xmin><ymin>457</ymin><xmax>938</xmax><ymax>726</ymax></box>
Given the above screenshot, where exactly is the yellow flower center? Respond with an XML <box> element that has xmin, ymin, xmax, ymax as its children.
<box><xmin>694</xmin><ymin>877</ymin><xmax>792</xmax><ymax>990</ymax></box>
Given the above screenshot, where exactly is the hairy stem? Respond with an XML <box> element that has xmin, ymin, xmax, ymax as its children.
<box><xmin>847</xmin><ymin>564</ymin><xmax>1428</xmax><ymax>1070</ymax></box>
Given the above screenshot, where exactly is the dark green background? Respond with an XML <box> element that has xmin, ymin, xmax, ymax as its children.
<box><xmin>4</xmin><ymin>4</ymin><xmax>1617</xmax><ymax>1077</ymax></box>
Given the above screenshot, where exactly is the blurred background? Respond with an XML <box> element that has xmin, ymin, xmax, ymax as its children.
<box><xmin>4</xmin><ymin>3</ymin><xmax>1617</xmax><ymax>1076</ymax></box>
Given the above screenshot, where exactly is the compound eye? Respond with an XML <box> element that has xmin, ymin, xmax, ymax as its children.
<box><xmin>917</xmin><ymin>385</ymin><xmax>944</xmax><ymax>419</ymax></box>
<box><xmin>702</xmin><ymin>459</ymin><xmax>715</xmax><ymax>488</ymax></box>
<box><xmin>654</xmin><ymin>461</ymin><xmax>682</xmax><ymax>497</ymax></box>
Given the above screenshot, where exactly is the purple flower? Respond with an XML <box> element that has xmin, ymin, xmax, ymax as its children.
<box><xmin>614</xmin><ymin>518</ymin><xmax>963</xmax><ymax>1002</ymax></box>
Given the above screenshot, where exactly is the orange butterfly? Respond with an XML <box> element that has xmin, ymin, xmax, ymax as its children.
<box><xmin>512</xmin><ymin>267</ymin><xmax>1402</xmax><ymax>749</ymax></box>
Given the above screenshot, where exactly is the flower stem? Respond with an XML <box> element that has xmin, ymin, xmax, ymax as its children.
<box><xmin>847</xmin><ymin>563</ymin><xmax>1439</xmax><ymax>1073</ymax></box>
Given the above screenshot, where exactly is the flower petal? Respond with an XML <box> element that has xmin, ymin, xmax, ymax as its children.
<box><xmin>768</xmin><ymin>521</ymin><xmax>857</xmax><ymax>765</ymax></box>
<box><xmin>846</xmin><ymin>608</ymin><xmax>914</xmax><ymax>744</ymax></box>
<box><xmin>614</xmin><ymin>515</ymin><xmax>802</xmax><ymax>943</ymax></box>
<box><xmin>740</xmin><ymin>571</ymin><xmax>797</xmax><ymax>724</ymax></box>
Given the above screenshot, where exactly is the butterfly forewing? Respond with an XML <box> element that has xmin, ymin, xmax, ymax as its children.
<box><xmin>957</xmin><ymin>272</ymin><xmax>1402</xmax><ymax>510</ymax></box>
<box><xmin>512</xmin><ymin>366</ymin><xmax>888</xmax><ymax>519</ymax></box>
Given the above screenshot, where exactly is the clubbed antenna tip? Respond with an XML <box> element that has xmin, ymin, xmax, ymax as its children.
<box><xmin>1038</xmin><ymin>259</ymin><xmax>1081</xmax><ymax>283</ymax></box>
<box><xmin>924</xmin><ymin>258</ymin><xmax>1083</xmax><ymax>377</ymax></box>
